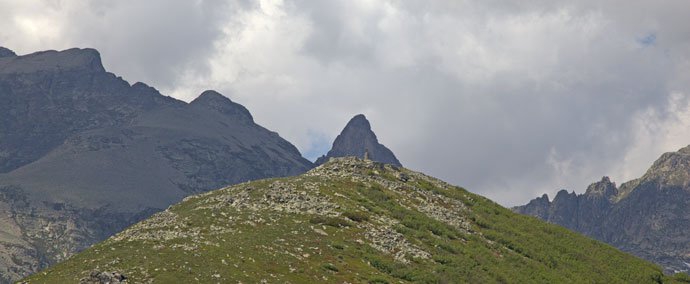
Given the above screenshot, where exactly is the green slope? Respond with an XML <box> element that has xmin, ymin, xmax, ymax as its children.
<box><xmin>23</xmin><ymin>158</ymin><xmax>683</xmax><ymax>283</ymax></box>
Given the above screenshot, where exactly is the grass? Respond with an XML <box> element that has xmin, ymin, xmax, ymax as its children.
<box><xmin>309</xmin><ymin>216</ymin><xmax>352</xmax><ymax>228</ymax></box>
<box><xmin>23</xmin><ymin>159</ymin><xmax>687</xmax><ymax>283</ymax></box>
<box><xmin>343</xmin><ymin>210</ymin><xmax>370</xmax><ymax>222</ymax></box>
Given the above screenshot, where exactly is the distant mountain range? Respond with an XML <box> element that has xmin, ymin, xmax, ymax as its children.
<box><xmin>0</xmin><ymin>47</ymin><xmax>314</xmax><ymax>282</ymax></box>
<box><xmin>515</xmin><ymin>146</ymin><xmax>690</xmax><ymax>274</ymax></box>
<box><xmin>7</xmin><ymin>45</ymin><xmax>687</xmax><ymax>283</ymax></box>
<box><xmin>0</xmin><ymin>46</ymin><xmax>404</xmax><ymax>282</ymax></box>
<box><xmin>23</xmin><ymin>157</ymin><xmax>675</xmax><ymax>283</ymax></box>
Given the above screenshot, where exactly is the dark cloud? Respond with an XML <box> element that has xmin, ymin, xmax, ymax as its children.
<box><xmin>74</xmin><ymin>0</ymin><xmax>239</xmax><ymax>90</ymax></box>
<box><xmin>1</xmin><ymin>0</ymin><xmax>689</xmax><ymax>206</ymax></box>
<box><xmin>0</xmin><ymin>0</ymin><xmax>240</xmax><ymax>90</ymax></box>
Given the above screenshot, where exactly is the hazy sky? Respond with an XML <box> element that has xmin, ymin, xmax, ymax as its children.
<box><xmin>1</xmin><ymin>0</ymin><xmax>689</xmax><ymax>206</ymax></box>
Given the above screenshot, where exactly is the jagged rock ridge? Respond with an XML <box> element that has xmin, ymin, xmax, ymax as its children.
<box><xmin>23</xmin><ymin>157</ymin><xmax>671</xmax><ymax>283</ymax></box>
<box><xmin>515</xmin><ymin>146</ymin><xmax>690</xmax><ymax>274</ymax></box>
<box><xmin>0</xmin><ymin>47</ymin><xmax>312</xmax><ymax>283</ymax></box>
<box><xmin>315</xmin><ymin>114</ymin><xmax>402</xmax><ymax>166</ymax></box>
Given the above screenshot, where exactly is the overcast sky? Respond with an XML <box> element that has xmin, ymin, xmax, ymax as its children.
<box><xmin>1</xmin><ymin>0</ymin><xmax>689</xmax><ymax>206</ymax></box>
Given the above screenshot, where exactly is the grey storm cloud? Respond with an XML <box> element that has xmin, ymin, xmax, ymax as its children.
<box><xmin>0</xmin><ymin>0</ymin><xmax>244</xmax><ymax>89</ymax></box>
<box><xmin>1</xmin><ymin>0</ymin><xmax>689</xmax><ymax>206</ymax></box>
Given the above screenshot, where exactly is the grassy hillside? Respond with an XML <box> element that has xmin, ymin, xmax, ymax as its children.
<box><xmin>23</xmin><ymin>158</ymin><xmax>685</xmax><ymax>283</ymax></box>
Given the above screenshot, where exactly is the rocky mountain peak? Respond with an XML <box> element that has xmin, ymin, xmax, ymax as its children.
<box><xmin>553</xmin><ymin>189</ymin><xmax>576</xmax><ymax>202</ymax></box>
<box><xmin>513</xmin><ymin>193</ymin><xmax>552</xmax><ymax>220</ymax></box>
<box><xmin>525</xmin><ymin>193</ymin><xmax>550</xmax><ymax>204</ymax></box>
<box><xmin>190</xmin><ymin>90</ymin><xmax>253</xmax><ymax>122</ymax></box>
<box><xmin>0</xmin><ymin>47</ymin><xmax>105</xmax><ymax>74</ymax></box>
<box><xmin>584</xmin><ymin>176</ymin><xmax>617</xmax><ymax>198</ymax></box>
<box><xmin>315</xmin><ymin>114</ymin><xmax>402</xmax><ymax>166</ymax></box>
<box><xmin>131</xmin><ymin>82</ymin><xmax>156</xmax><ymax>91</ymax></box>
<box><xmin>678</xmin><ymin>145</ymin><xmax>690</xmax><ymax>154</ymax></box>
<box><xmin>345</xmin><ymin>114</ymin><xmax>372</xmax><ymax>130</ymax></box>
<box><xmin>0</xmin><ymin>46</ymin><xmax>16</xmax><ymax>57</ymax></box>
<box><xmin>639</xmin><ymin>145</ymin><xmax>690</xmax><ymax>188</ymax></box>
<box><xmin>515</xmin><ymin>144</ymin><xmax>690</xmax><ymax>273</ymax></box>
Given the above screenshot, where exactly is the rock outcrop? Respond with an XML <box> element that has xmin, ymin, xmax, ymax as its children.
<box><xmin>79</xmin><ymin>271</ymin><xmax>127</xmax><ymax>284</ymax></box>
<box><xmin>315</xmin><ymin>114</ymin><xmax>402</xmax><ymax>166</ymax></box>
<box><xmin>515</xmin><ymin>146</ymin><xmax>690</xmax><ymax>273</ymax></box>
<box><xmin>0</xmin><ymin>47</ymin><xmax>312</xmax><ymax>282</ymax></box>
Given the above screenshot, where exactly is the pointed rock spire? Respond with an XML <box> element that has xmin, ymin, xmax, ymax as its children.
<box><xmin>315</xmin><ymin>114</ymin><xmax>402</xmax><ymax>166</ymax></box>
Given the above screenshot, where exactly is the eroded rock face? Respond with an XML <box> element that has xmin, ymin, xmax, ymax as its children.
<box><xmin>0</xmin><ymin>48</ymin><xmax>138</xmax><ymax>173</ymax></box>
<box><xmin>315</xmin><ymin>114</ymin><xmax>402</xmax><ymax>167</ymax></box>
<box><xmin>515</xmin><ymin>147</ymin><xmax>690</xmax><ymax>273</ymax></box>
<box><xmin>0</xmin><ymin>47</ymin><xmax>312</xmax><ymax>282</ymax></box>
<box><xmin>0</xmin><ymin>186</ymin><xmax>150</xmax><ymax>283</ymax></box>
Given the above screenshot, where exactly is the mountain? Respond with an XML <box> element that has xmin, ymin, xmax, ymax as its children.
<box><xmin>315</xmin><ymin>114</ymin><xmax>402</xmax><ymax>166</ymax></box>
<box><xmin>0</xmin><ymin>47</ymin><xmax>15</xmax><ymax>58</ymax></box>
<box><xmin>23</xmin><ymin>157</ymin><xmax>686</xmax><ymax>283</ymax></box>
<box><xmin>0</xmin><ymin>47</ymin><xmax>312</xmax><ymax>282</ymax></box>
<box><xmin>515</xmin><ymin>145</ymin><xmax>690</xmax><ymax>274</ymax></box>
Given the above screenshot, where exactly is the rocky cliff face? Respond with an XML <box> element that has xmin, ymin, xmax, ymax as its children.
<box><xmin>515</xmin><ymin>146</ymin><xmax>690</xmax><ymax>273</ymax></box>
<box><xmin>315</xmin><ymin>114</ymin><xmax>402</xmax><ymax>166</ymax></box>
<box><xmin>22</xmin><ymin>158</ymin><xmax>672</xmax><ymax>283</ymax></box>
<box><xmin>0</xmin><ymin>47</ymin><xmax>312</xmax><ymax>282</ymax></box>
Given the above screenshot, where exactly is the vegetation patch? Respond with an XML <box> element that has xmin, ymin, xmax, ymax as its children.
<box><xmin>309</xmin><ymin>216</ymin><xmax>352</xmax><ymax>228</ymax></box>
<box><xmin>323</xmin><ymin>263</ymin><xmax>339</xmax><ymax>272</ymax></box>
<box><xmin>343</xmin><ymin>210</ymin><xmax>370</xmax><ymax>222</ymax></box>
